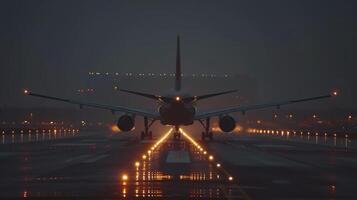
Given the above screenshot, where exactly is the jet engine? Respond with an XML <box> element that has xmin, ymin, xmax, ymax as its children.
<box><xmin>117</xmin><ymin>115</ymin><xmax>135</xmax><ymax>132</ymax></box>
<box><xmin>218</xmin><ymin>115</ymin><xmax>236</xmax><ymax>132</ymax></box>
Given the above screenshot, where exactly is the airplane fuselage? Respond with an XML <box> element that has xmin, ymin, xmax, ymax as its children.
<box><xmin>159</xmin><ymin>101</ymin><xmax>195</xmax><ymax>126</ymax></box>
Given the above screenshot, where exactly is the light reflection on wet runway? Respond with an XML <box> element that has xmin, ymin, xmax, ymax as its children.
<box><xmin>119</xmin><ymin>129</ymin><xmax>240</xmax><ymax>198</ymax></box>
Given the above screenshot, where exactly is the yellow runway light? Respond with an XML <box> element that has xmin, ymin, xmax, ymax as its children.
<box><xmin>122</xmin><ymin>174</ymin><xmax>128</xmax><ymax>181</ymax></box>
<box><xmin>135</xmin><ymin>161</ymin><xmax>140</xmax><ymax>167</ymax></box>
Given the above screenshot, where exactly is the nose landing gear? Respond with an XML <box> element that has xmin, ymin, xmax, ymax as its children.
<box><xmin>140</xmin><ymin>117</ymin><xmax>155</xmax><ymax>140</ymax></box>
<box><xmin>173</xmin><ymin>126</ymin><xmax>181</xmax><ymax>140</ymax></box>
<box><xmin>199</xmin><ymin>117</ymin><xmax>213</xmax><ymax>140</ymax></box>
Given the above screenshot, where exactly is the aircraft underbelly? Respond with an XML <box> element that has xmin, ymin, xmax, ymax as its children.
<box><xmin>160</xmin><ymin>106</ymin><xmax>194</xmax><ymax>126</ymax></box>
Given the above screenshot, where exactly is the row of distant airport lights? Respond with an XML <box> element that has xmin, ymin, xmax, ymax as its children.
<box><xmin>1</xmin><ymin>128</ymin><xmax>79</xmax><ymax>135</ymax></box>
<box><xmin>88</xmin><ymin>72</ymin><xmax>232</xmax><ymax>78</ymax></box>
<box><xmin>247</xmin><ymin>128</ymin><xmax>350</xmax><ymax>138</ymax></box>
<box><xmin>121</xmin><ymin>128</ymin><xmax>234</xmax><ymax>182</ymax></box>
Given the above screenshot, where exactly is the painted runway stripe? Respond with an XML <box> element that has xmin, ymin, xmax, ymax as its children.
<box><xmin>166</xmin><ymin>150</ymin><xmax>191</xmax><ymax>163</ymax></box>
<box><xmin>81</xmin><ymin>154</ymin><xmax>109</xmax><ymax>164</ymax></box>
<box><xmin>53</xmin><ymin>143</ymin><xmax>96</xmax><ymax>146</ymax></box>
<box><xmin>64</xmin><ymin>155</ymin><xmax>91</xmax><ymax>163</ymax></box>
<box><xmin>254</xmin><ymin>144</ymin><xmax>295</xmax><ymax>148</ymax></box>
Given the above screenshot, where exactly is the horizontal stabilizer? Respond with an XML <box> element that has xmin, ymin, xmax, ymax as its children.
<box><xmin>119</xmin><ymin>89</ymin><xmax>161</xmax><ymax>100</ymax></box>
<box><xmin>184</xmin><ymin>89</ymin><xmax>237</xmax><ymax>102</ymax></box>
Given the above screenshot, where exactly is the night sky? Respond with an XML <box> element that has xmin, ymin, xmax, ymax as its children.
<box><xmin>0</xmin><ymin>0</ymin><xmax>356</xmax><ymax>109</ymax></box>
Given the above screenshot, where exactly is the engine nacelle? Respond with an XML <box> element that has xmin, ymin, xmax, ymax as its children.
<box><xmin>117</xmin><ymin>115</ymin><xmax>135</xmax><ymax>132</ymax></box>
<box><xmin>219</xmin><ymin>115</ymin><xmax>236</xmax><ymax>132</ymax></box>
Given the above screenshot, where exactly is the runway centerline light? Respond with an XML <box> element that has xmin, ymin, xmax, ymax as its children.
<box><xmin>122</xmin><ymin>174</ymin><xmax>128</xmax><ymax>181</ymax></box>
<box><xmin>209</xmin><ymin>155</ymin><xmax>214</xmax><ymax>161</ymax></box>
<box><xmin>135</xmin><ymin>161</ymin><xmax>140</xmax><ymax>167</ymax></box>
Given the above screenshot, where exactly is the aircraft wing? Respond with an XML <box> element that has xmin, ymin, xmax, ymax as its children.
<box><xmin>195</xmin><ymin>93</ymin><xmax>336</xmax><ymax>120</ymax></box>
<box><xmin>24</xmin><ymin>90</ymin><xmax>159</xmax><ymax>119</ymax></box>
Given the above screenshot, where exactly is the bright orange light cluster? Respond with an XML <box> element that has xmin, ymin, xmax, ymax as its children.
<box><xmin>180</xmin><ymin>128</ymin><xmax>204</xmax><ymax>152</ymax></box>
<box><xmin>141</xmin><ymin>128</ymin><xmax>173</xmax><ymax>160</ymax></box>
<box><xmin>180</xmin><ymin>129</ymin><xmax>221</xmax><ymax>164</ymax></box>
<box><xmin>110</xmin><ymin>124</ymin><xmax>120</xmax><ymax>133</ymax></box>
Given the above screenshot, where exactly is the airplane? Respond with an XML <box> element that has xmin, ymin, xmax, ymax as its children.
<box><xmin>24</xmin><ymin>36</ymin><xmax>337</xmax><ymax>140</ymax></box>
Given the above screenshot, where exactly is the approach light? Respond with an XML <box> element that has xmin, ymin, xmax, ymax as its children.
<box><xmin>209</xmin><ymin>155</ymin><xmax>214</xmax><ymax>161</ymax></box>
<box><xmin>122</xmin><ymin>174</ymin><xmax>128</xmax><ymax>181</ymax></box>
<box><xmin>142</xmin><ymin>155</ymin><xmax>147</xmax><ymax>160</ymax></box>
<box><xmin>135</xmin><ymin>161</ymin><xmax>140</xmax><ymax>167</ymax></box>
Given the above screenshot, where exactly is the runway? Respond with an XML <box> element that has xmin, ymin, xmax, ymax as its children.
<box><xmin>0</xmin><ymin>129</ymin><xmax>356</xmax><ymax>199</ymax></box>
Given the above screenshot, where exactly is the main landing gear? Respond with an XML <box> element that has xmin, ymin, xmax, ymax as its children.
<box><xmin>140</xmin><ymin>117</ymin><xmax>155</xmax><ymax>140</ymax></box>
<box><xmin>199</xmin><ymin>117</ymin><xmax>213</xmax><ymax>140</ymax></box>
<box><xmin>173</xmin><ymin>126</ymin><xmax>181</xmax><ymax>140</ymax></box>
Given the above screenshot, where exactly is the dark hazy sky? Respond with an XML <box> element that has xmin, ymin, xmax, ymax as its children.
<box><xmin>0</xmin><ymin>0</ymin><xmax>356</xmax><ymax>108</ymax></box>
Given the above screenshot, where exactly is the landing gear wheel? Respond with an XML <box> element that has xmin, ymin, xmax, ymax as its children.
<box><xmin>149</xmin><ymin>131</ymin><xmax>153</xmax><ymax>139</ymax></box>
<box><xmin>141</xmin><ymin>131</ymin><xmax>145</xmax><ymax>140</ymax></box>
<box><xmin>140</xmin><ymin>117</ymin><xmax>156</xmax><ymax>140</ymax></box>
<box><xmin>173</xmin><ymin>132</ymin><xmax>181</xmax><ymax>140</ymax></box>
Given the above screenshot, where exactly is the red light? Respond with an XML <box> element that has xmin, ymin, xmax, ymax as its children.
<box><xmin>24</xmin><ymin>89</ymin><xmax>29</xmax><ymax>94</ymax></box>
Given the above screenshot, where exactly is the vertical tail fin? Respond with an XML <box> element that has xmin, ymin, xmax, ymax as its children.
<box><xmin>175</xmin><ymin>35</ymin><xmax>181</xmax><ymax>91</ymax></box>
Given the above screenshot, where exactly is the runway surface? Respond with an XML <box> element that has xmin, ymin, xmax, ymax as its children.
<box><xmin>0</xmin><ymin>129</ymin><xmax>356</xmax><ymax>199</ymax></box>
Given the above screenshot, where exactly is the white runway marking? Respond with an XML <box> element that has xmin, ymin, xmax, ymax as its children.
<box><xmin>64</xmin><ymin>155</ymin><xmax>91</xmax><ymax>163</ymax></box>
<box><xmin>0</xmin><ymin>152</ymin><xmax>18</xmax><ymax>157</ymax></box>
<box><xmin>53</xmin><ymin>143</ymin><xmax>96</xmax><ymax>146</ymax></box>
<box><xmin>166</xmin><ymin>150</ymin><xmax>191</xmax><ymax>163</ymax></box>
<box><xmin>255</xmin><ymin>144</ymin><xmax>295</xmax><ymax>149</ymax></box>
<box><xmin>80</xmin><ymin>139</ymin><xmax>107</xmax><ymax>143</ymax></box>
<box><xmin>81</xmin><ymin>154</ymin><xmax>109</xmax><ymax>164</ymax></box>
